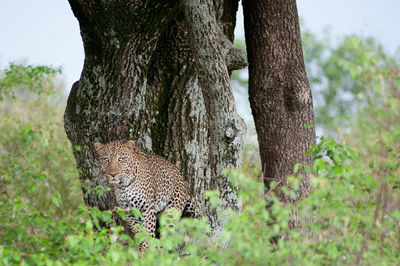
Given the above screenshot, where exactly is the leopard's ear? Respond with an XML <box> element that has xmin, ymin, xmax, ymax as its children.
<box><xmin>126</xmin><ymin>140</ymin><xmax>136</xmax><ymax>150</ymax></box>
<box><xmin>94</xmin><ymin>142</ymin><xmax>103</xmax><ymax>153</ymax></box>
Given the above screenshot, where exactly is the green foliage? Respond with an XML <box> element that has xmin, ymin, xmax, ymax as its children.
<box><xmin>232</xmin><ymin>26</ymin><xmax>399</xmax><ymax>264</ymax></box>
<box><xmin>0</xmin><ymin>64</ymin><xmax>81</xmax><ymax>216</ymax></box>
<box><xmin>2</xmin><ymin>142</ymin><xmax>398</xmax><ymax>264</ymax></box>
<box><xmin>298</xmin><ymin>137</ymin><xmax>399</xmax><ymax>264</ymax></box>
<box><xmin>237</xmin><ymin>26</ymin><xmax>400</xmax><ymax>195</ymax></box>
<box><xmin>1</xmin><ymin>38</ymin><xmax>399</xmax><ymax>264</ymax></box>
<box><xmin>0</xmin><ymin>64</ymin><xmax>61</xmax><ymax>101</ymax></box>
<box><xmin>302</xmin><ymin>29</ymin><xmax>400</xmax><ymax>135</ymax></box>
<box><xmin>0</xmin><ymin>63</ymin><xmax>83</xmax><ymax>263</ymax></box>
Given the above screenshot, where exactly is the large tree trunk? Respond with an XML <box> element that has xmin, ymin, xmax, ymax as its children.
<box><xmin>242</xmin><ymin>0</ymin><xmax>316</xmax><ymax>208</ymax></box>
<box><xmin>64</xmin><ymin>0</ymin><xmax>247</xmax><ymax>234</ymax></box>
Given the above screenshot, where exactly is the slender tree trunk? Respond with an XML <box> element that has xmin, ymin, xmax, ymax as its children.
<box><xmin>64</xmin><ymin>0</ymin><xmax>247</xmax><ymax>234</ymax></box>
<box><xmin>242</xmin><ymin>0</ymin><xmax>316</xmax><ymax>208</ymax></box>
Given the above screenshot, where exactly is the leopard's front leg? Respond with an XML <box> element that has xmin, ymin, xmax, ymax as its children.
<box><xmin>126</xmin><ymin>202</ymin><xmax>155</xmax><ymax>251</ymax></box>
<box><xmin>123</xmin><ymin>207</ymin><xmax>154</xmax><ymax>251</ymax></box>
<box><xmin>140</xmin><ymin>201</ymin><xmax>156</xmax><ymax>238</ymax></box>
<box><xmin>125</xmin><ymin>212</ymin><xmax>142</xmax><ymax>238</ymax></box>
<box><xmin>124</xmin><ymin>203</ymin><xmax>156</xmax><ymax>237</ymax></box>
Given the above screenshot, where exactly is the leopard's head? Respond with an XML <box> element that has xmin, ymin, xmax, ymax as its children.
<box><xmin>94</xmin><ymin>140</ymin><xmax>139</xmax><ymax>186</ymax></box>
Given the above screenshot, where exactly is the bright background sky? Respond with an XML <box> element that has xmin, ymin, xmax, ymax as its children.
<box><xmin>0</xmin><ymin>0</ymin><xmax>399</xmax><ymax>93</ymax></box>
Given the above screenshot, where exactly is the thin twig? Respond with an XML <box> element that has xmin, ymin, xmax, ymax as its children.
<box><xmin>264</xmin><ymin>180</ymin><xmax>283</xmax><ymax>199</ymax></box>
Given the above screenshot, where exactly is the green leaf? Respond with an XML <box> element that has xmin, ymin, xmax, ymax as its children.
<box><xmin>116</xmin><ymin>209</ymin><xmax>126</xmax><ymax>221</ymax></box>
<box><xmin>314</xmin><ymin>222</ymin><xmax>322</xmax><ymax>234</ymax></box>
<box><xmin>13</xmin><ymin>251</ymin><xmax>21</xmax><ymax>262</ymax></box>
<box><xmin>130</xmin><ymin>208</ymin><xmax>142</xmax><ymax>219</ymax></box>
<box><xmin>294</xmin><ymin>163</ymin><xmax>302</xmax><ymax>174</ymax></box>
<box><xmin>101</xmin><ymin>211</ymin><xmax>112</xmax><ymax>223</ymax></box>
<box><xmin>304</xmin><ymin>166</ymin><xmax>312</xmax><ymax>173</ymax></box>
<box><xmin>204</xmin><ymin>190</ymin><xmax>221</xmax><ymax>209</ymax></box>
<box><xmin>85</xmin><ymin>220</ymin><xmax>93</xmax><ymax>232</ymax></box>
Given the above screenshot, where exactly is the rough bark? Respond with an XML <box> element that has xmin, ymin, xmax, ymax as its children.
<box><xmin>64</xmin><ymin>0</ymin><xmax>246</xmax><ymax>234</ymax></box>
<box><xmin>242</xmin><ymin>0</ymin><xmax>316</xmax><ymax>207</ymax></box>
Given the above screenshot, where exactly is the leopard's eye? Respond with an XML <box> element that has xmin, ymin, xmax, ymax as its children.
<box><xmin>102</xmin><ymin>157</ymin><xmax>109</xmax><ymax>163</ymax></box>
<box><xmin>118</xmin><ymin>157</ymin><xmax>125</xmax><ymax>162</ymax></box>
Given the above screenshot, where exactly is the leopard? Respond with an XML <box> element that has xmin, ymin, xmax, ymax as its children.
<box><xmin>94</xmin><ymin>140</ymin><xmax>198</xmax><ymax>240</ymax></box>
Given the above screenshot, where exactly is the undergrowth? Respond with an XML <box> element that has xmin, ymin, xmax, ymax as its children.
<box><xmin>0</xmin><ymin>64</ymin><xmax>399</xmax><ymax>265</ymax></box>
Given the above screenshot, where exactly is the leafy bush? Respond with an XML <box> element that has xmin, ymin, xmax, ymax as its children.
<box><xmin>3</xmin><ymin>137</ymin><xmax>398</xmax><ymax>264</ymax></box>
<box><xmin>0</xmin><ymin>64</ymin><xmax>61</xmax><ymax>101</ymax></box>
<box><xmin>0</xmin><ymin>64</ymin><xmax>81</xmax><ymax>215</ymax></box>
<box><xmin>302</xmin><ymin>29</ymin><xmax>400</xmax><ymax>136</ymax></box>
<box><xmin>0</xmin><ymin>64</ymin><xmax>83</xmax><ymax>263</ymax></box>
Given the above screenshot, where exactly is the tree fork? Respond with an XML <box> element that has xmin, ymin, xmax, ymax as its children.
<box><xmin>65</xmin><ymin>0</ymin><xmax>246</xmax><ymax>233</ymax></box>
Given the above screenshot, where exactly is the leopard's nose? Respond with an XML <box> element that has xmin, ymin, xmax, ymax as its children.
<box><xmin>110</xmin><ymin>173</ymin><xmax>118</xmax><ymax>177</ymax></box>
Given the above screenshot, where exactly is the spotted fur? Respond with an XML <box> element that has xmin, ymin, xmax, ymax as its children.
<box><xmin>94</xmin><ymin>140</ymin><xmax>198</xmax><ymax>239</ymax></box>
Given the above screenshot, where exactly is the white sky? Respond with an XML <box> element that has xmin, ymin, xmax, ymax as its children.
<box><xmin>0</xmin><ymin>0</ymin><xmax>399</xmax><ymax>91</ymax></box>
